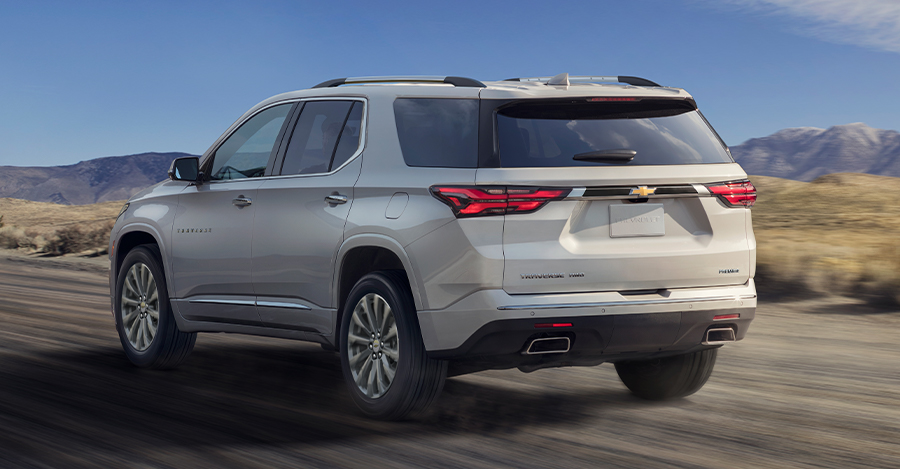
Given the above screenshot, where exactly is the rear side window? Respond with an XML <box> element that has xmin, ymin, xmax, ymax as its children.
<box><xmin>496</xmin><ymin>100</ymin><xmax>732</xmax><ymax>167</ymax></box>
<box><xmin>394</xmin><ymin>98</ymin><xmax>478</xmax><ymax>168</ymax></box>
<box><xmin>281</xmin><ymin>100</ymin><xmax>357</xmax><ymax>175</ymax></box>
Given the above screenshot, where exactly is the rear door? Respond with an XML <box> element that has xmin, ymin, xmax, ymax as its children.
<box><xmin>251</xmin><ymin>99</ymin><xmax>364</xmax><ymax>334</ymax></box>
<box><xmin>477</xmin><ymin>98</ymin><xmax>753</xmax><ymax>294</ymax></box>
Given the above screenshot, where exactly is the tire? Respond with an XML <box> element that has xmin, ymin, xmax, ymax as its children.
<box><xmin>614</xmin><ymin>348</ymin><xmax>718</xmax><ymax>400</ymax></box>
<box><xmin>339</xmin><ymin>271</ymin><xmax>447</xmax><ymax>420</ymax></box>
<box><xmin>115</xmin><ymin>245</ymin><xmax>196</xmax><ymax>369</ymax></box>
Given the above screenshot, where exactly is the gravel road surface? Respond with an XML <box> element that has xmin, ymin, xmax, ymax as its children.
<box><xmin>0</xmin><ymin>256</ymin><xmax>898</xmax><ymax>468</ymax></box>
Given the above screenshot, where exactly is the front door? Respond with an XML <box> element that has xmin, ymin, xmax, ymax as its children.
<box><xmin>171</xmin><ymin>102</ymin><xmax>294</xmax><ymax>325</ymax></box>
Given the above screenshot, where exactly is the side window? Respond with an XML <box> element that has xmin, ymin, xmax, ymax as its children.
<box><xmin>330</xmin><ymin>102</ymin><xmax>364</xmax><ymax>170</ymax></box>
<box><xmin>209</xmin><ymin>103</ymin><xmax>292</xmax><ymax>180</ymax></box>
<box><xmin>393</xmin><ymin>98</ymin><xmax>478</xmax><ymax>168</ymax></box>
<box><xmin>281</xmin><ymin>100</ymin><xmax>357</xmax><ymax>175</ymax></box>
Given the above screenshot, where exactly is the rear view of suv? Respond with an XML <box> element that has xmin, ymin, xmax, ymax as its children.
<box><xmin>110</xmin><ymin>73</ymin><xmax>756</xmax><ymax>420</ymax></box>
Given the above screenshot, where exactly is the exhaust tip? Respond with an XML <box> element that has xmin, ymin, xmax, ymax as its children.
<box><xmin>524</xmin><ymin>337</ymin><xmax>571</xmax><ymax>355</ymax></box>
<box><xmin>702</xmin><ymin>327</ymin><xmax>736</xmax><ymax>346</ymax></box>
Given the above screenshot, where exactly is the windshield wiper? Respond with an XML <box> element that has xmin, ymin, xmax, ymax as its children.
<box><xmin>573</xmin><ymin>149</ymin><xmax>636</xmax><ymax>163</ymax></box>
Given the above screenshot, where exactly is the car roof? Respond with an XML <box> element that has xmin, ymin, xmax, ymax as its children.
<box><xmin>249</xmin><ymin>75</ymin><xmax>693</xmax><ymax>113</ymax></box>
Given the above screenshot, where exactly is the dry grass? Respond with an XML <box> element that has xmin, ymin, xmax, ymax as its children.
<box><xmin>0</xmin><ymin>198</ymin><xmax>123</xmax><ymax>256</ymax></box>
<box><xmin>750</xmin><ymin>173</ymin><xmax>900</xmax><ymax>305</ymax></box>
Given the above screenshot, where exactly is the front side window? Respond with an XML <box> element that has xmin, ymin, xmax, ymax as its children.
<box><xmin>209</xmin><ymin>103</ymin><xmax>292</xmax><ymax>180</ymax></box>
<box><xmin>281</xmin><ymin>100</ymin><xmax>361</xmax><ymax>175</ymax></box>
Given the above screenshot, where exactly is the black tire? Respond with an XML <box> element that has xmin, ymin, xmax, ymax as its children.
<box><xmin>115</xmin><ymin>245</ymin><xmax>196</xmax><ymax>369</ymax></box>
<box><xmin>339</xmin><ymin>271</ymin><xmax>447</xmax><ymax>420</ymax></box>
<box><xmin>614</xmin><ymin>348</ymin><xmax>718</xmax><ymax>400</ymax></box>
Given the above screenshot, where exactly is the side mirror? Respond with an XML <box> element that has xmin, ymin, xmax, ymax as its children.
<box><xmin>169</xmin><ymin>157</ymin><xmax>202</xmax><ymax>183</ymax></box>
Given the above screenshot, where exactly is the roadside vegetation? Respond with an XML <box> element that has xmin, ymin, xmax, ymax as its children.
<box><xmin>750</xmin><ymin>173</ymin><xmax>900</xmax><ymax>306</ymax></box>
<box><xmin>0</xmin><ymin>198</ymin><xmax>121</xmax><ymax>256</ymax></box>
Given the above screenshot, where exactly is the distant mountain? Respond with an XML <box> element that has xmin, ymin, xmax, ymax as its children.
<box><xmin>730</xmin><ymin>123</ymin><xmax>900</xmax><ymax>181</ymax></box>
<box><xmin>0</xmin><ymin>152</ymin><xmax>196</xmax><ymax>205</ymax></box>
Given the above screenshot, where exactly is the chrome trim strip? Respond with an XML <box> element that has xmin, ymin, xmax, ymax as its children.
<box><xmin>497</xmin><ymin>295</ymin><xmax>741</xmax><ymax>311</ymax></box>
<box><xmin>189</xmin><ymin>299</ymin><xmax>256</xmax><ymax>306</ymax></box>
<box><xmin>256</xmin><ymin>301</ymin><xmax>311</xmax><ymax>310</ymax></box>
<box><xmin>571</xmin><ymin>193</ymin><xmax>702</xmax><ymax>201</ymax></box>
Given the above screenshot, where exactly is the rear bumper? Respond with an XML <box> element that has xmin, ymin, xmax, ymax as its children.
<box><xmin>418</xmin><ymin>280</ymin><xmax>756</xmax><ymax>363</ymax></box>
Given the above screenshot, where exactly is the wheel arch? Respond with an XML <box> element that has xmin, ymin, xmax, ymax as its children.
<box><xmin>114</xmin><ymin>225</ymin><xmax>173</xmax><ymax>297</ymax></box>
<box><xmin>333</xmin><ymin>234</ymin><xmax>424</xmax><ymax>345</ymax></box>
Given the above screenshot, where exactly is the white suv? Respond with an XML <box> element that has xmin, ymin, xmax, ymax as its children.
<box><xmin>109</xmin><ymin>73</ymin><xmax>757</xmax><ymax>420</ymax></box>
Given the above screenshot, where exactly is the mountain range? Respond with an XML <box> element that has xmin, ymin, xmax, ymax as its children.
<box><xmin>729</xmin><ymin>123</ymin><xmax>900</xmax><ymax>181</ymax></box>
<box><xmin>0</xmin><ymin>152</ymin><xmax>194</xmax><ymax>205</ymax></box>
<box><xmin>0</xmin><ymin>123</ymin><xmax>897</xmax><ymax>205</ymax></box>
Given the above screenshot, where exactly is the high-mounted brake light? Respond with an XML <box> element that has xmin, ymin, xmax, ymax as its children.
<box><xmin>706</xmin><ymin>180</ymin><xmax>756</xmax><ymax>207</ymax></box>
<box><xmin>430</xmin><ymin>186</ymin><xmax>571</xmax><ymax>218</ymax></box>
<box><xmin>587</xmin><ymin>97</ymin><xmax>639</xmax><ymax>102</ymax></box>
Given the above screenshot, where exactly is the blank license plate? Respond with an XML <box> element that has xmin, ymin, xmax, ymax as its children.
<box><xmin>609</xmin><ymin>204</ymin><xmax>665</xmax><ymax>238</ymax></box>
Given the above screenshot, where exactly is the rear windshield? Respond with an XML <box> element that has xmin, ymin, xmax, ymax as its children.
<box><xmin>394</xmin><ymin>98</ymin><xmax>478</xmax><ymax>168</ymax></box>
<box><xmin>496</xmin><ymin>100</ymin><xmax>732</xmax><ymax>167</ymax></box>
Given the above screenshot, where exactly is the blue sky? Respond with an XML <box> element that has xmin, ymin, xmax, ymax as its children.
<box><xmin>1</xmin><ymin>0</ymin><xmax>898</xmax><ymax>166</ymax></box>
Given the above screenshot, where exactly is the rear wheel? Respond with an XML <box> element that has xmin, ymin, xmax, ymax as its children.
<box><xmin>340</xmin><ymin>271</ymin><xmax>447</xmax><ymax>420</ymax></box>
<box><xmin>115</xmin><ymin>245</ymin><xmax>196</xmax><ymax>369</ymax></box>
<box><xmin>614</xmin><ymin>349</ymin><xmax>717</xmax><ymax>400</ymax></box>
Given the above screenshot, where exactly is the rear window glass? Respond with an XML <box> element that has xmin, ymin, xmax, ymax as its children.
<box><xmin>394</xmin><ymin>98</ymin><xmax>478</xmax><ymax>168</ymax></box>
<box><xmin>496</xmin><ymin>101</ymin><xmax>732</xmax><ymax>167</ymax></box>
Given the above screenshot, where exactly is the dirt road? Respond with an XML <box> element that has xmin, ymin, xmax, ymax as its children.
<box><xmin>0</xmin><ymin>256</ymin><xmax>898</xmax><ymax>468</ymax></box>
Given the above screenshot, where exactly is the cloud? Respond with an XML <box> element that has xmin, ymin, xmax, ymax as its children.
<box><xmin>707</xmin><ymin>0</ymin><xmax>900</xmax><ymax>53</ymax></box>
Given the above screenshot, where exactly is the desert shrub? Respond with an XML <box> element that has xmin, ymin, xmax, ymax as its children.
<box><xmin>43</xmin><ymin>221</ymin><xmax>114</xmax><ymax>255</ymax></box>
<box><xmin>0</xmin><ymin>225</ymin><xmax>33</xmax><ymax>249</ymax></box>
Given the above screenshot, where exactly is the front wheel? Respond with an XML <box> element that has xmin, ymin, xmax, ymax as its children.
<box><xmin>340</xmin><ymin>271</ymin><xmax>447</xmax><ymax>420</ymax></box>
<box><xmin>115</xmin><ymin>245</ymin><xmax>196</xmax><ymax>369</ymax></box>
<box><xmin>614</xmin><ymin>348</ymin><xmax>718</xmax><ymax>400</ymax></box>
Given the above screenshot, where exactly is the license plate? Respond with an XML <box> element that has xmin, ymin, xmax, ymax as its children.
<box><xmin>609</xmin><ymin>204</ymin><xmax>665</xmax><ymax>238</ymax></box>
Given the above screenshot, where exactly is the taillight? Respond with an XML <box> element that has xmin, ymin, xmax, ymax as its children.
<box><xmin>706</xmin><ymin>180</ymin><xmax>756</xmax><ymax>207</ymax></box>
<box><xmin>430</xmin><ymin>186</ymin><xmax>571</xmax><ymax>218</ymax></box>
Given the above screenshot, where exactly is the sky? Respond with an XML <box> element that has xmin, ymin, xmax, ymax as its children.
<box><xmin>1</xmin><ymin>0</ymin><xmax>898</xmax><ymax>167</ymax></box>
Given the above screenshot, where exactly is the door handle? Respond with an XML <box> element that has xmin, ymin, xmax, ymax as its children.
<box><xmin>232</xmin><ymin>197</ymin><xmax>252</xmax><ymax>207</ymax></box>
<box><xmin>325</xmin><ymin>194</ymin><xmax>348</xmax><ymax>205</ymax></box>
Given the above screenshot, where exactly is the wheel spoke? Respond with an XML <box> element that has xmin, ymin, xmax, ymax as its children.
<box><xmin>361</xmin><ymin>298</ymin><xmax>377</xmax><ymax>335</ymax></box>
<box><xmin>127</xmin><ymin>315</ymin><xmax>140</xmax><ymax>341</ymax></box>
<box><xmin>122</xmin><ymin>309</ymin><xmax>138</xmax><ymax>324</ymax></box>
<box><xmin>146</xmin><ymin>307</ymin><xmax>159</xmax><ymax>320</ymax></box>
<box><xmin>122</xmin><ymin>296</ymin><xmax>140</xmax><ymax>306</ymax></box>
<box><xmin>124</xmin><ymin>273</ymin><xmax>140</xmax><ymax>297</ymax></box>
<box><xmin>382</xmin><ymin>345</ymin><xmax>399</xmax><ymax>361</ymax></box>
<box><xmin>375</xmin><ymin>357</ymin><xmax>385</xmax><ymax>395</ymax></box>
<box><xmin>351</xmin><ymin>310</ymin><xmax>372</xmax><ymax>335</ymax></box>
<box><xmin>366</xmin><ymin>357</ymin><xmax>377</xmax><ymax>397</ymax></box>
<box><xmin>355</xmin><ymin>356</ymin><xmax>372</xmax><ymax>387</ymax></box>
<box><xmin>139</xmin><ymin>264</ymin><xmax>148</xmax><ymax>296</ymax></box>
<box><xmin>379</xmin><ymin>302</ymin><xmax>391</xmax><ymax>336</ymax></box>
<box><xmin>146</xmin><ymin>318</ymin><xmax>156</xmax><ymax>341</ymax></box>
<box><xmin>349</xmin><ymin>349</ymin><xmax>368</xmax><ymax>367</ymax></box>
<box><xmin>382</xmin><ymin>324</ymin><xmax>398</xmax><ymax>341</ymax></box>
<box><xmin>347</xmin><ymin>332</ymin><xmax>369</xmax><ymax>344</ymax></box>
<box><xmin>380</xmin><ymin>355</ymin><xmax>396</xmax><ymax>382</ymax></box>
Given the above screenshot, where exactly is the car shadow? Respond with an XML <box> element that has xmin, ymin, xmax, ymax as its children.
<box><xmin>0</xmin><ymin>341</ymin><xmax>646</xmax><ymax>458</ymax></box>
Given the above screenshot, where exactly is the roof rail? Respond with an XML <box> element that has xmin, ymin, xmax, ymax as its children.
<box><xmin>503</xmin><ymin>75</ymin><xmax>661</xmax><ymax>87</ymax></box>
<box><xmin>313</xmin><ymin>76</ymin><xmax>486</xmax><ymax>88</ymax></box>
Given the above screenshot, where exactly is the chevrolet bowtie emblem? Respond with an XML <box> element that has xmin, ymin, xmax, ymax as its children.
<box><xmin>629</xmin><ymin>186</ymin><xmax>657</xmax><ymax>197</ymax></box>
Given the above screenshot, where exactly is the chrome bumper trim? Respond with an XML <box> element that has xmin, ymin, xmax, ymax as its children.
<box><xmin>497</xmin><ymin>294</ymin><xmax>756</xmax><ymax>311</ymax></box>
